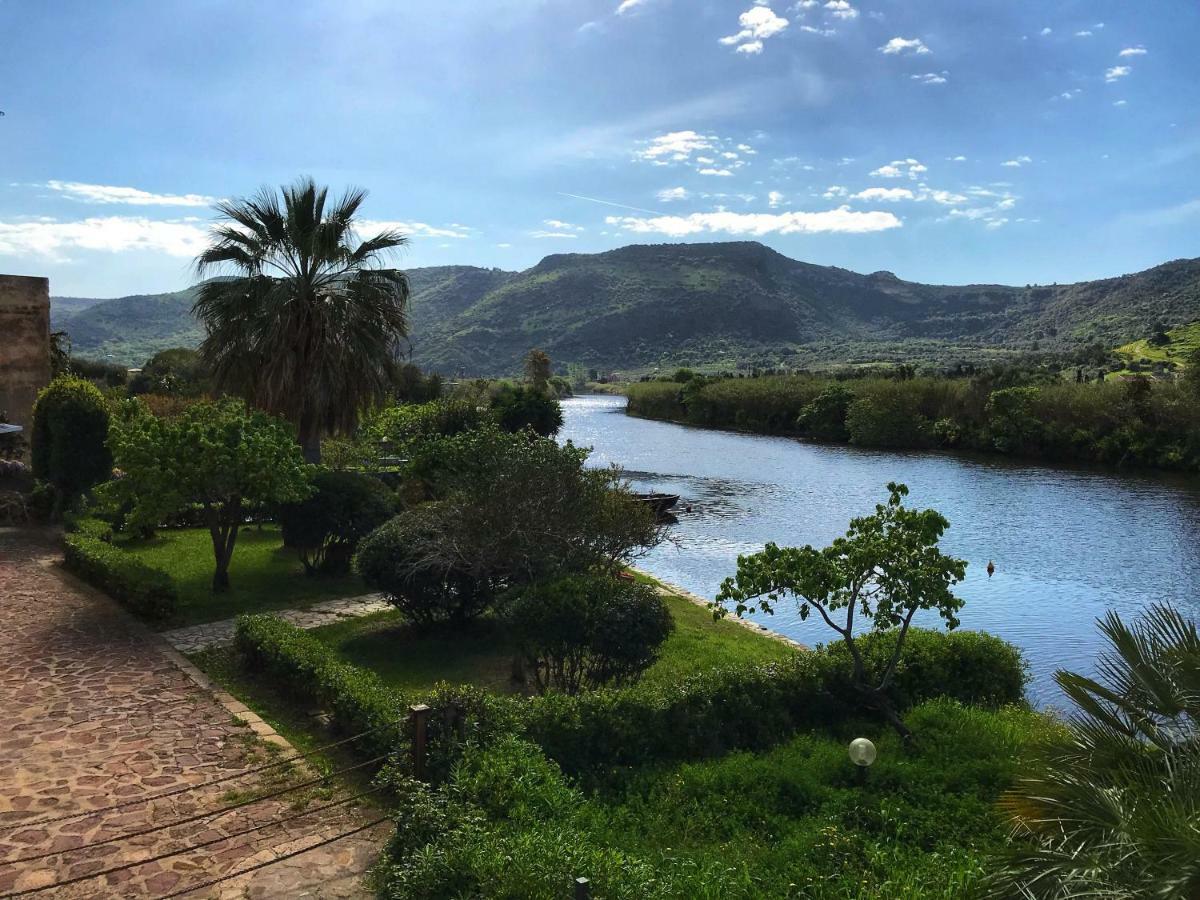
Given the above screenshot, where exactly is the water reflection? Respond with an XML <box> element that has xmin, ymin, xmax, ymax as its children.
<box><xmin>562</xmin><ymin>394</ymin><xmax>1200</xmax><ymax>705</ymax></box>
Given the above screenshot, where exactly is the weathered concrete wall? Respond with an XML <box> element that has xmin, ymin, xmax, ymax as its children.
<box><xmin>0</xmin><ymin>275</ymin><xmax>51</xmax><ymax>429</ymax></box>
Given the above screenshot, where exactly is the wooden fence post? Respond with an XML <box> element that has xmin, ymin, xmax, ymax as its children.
<box><xmin>574</xmin><ymin>876</ymin><xmax>590</xmax><ymax>900</ymax></box>
<box><xmin>409</xmin><ymin>703</ymin><xmax>431</xmax><ymax>780</ymax></box>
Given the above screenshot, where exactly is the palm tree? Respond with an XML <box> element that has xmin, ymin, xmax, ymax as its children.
<box><xmin>988</xmin><ymin>604</ymin><xmax>1200</xmax><ymax>898</ymax></box>
<box><xmin>193</xmin><ymin>177</ymin><xmax>409</xmax><ymax>462</ymax></box>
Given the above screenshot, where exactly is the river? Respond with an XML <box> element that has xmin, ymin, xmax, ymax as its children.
<box><xmin>560</xmin><ymin>394</ymin><xmax>1200</xmax><ymax>705</ymax></box>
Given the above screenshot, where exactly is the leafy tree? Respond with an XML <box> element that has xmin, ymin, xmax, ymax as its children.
<box><xmin>507</xmin><ymin>575</ymin><xmax>674</xmax><ymax>694</ymax></box>
<box><xmin>797</xmin><ymin>384</ymin><xmax>854</xmax><ymax>442</ymax></box>
<box><xmin>278</xmin><ymin>469</ymin><xmax>396</xmax><ymax>575</ymax></box>
<box><xmin>193</xmin><ymin>177</ymin><xmax>410</xmax><ymax>462</ymax></box>
<box><xmin>990</xmin><ymin>604</ymin><xmax>1200</xmax><ymax>898</ymax></box>
<box><xmin>489</xmin><ymin>384</ymin><xmax>563</xmax><ymax>436</ymax></box>
<box><xmin>110</xmin><ymin>399</ymin><xmax>311</xmax><ymax>591</ymax></box>
<box><xmin>524</xmin><ymin>349</ymin><xmax>552</xmax><ymax>393</ymax></box>
<box><xmin>30</xmin><ymin>375</ymin><xmax>112</xmax><ymax>516</ymax></box>
<box><xmin>128</xmin><ymin>347</ymin><xmax>210</xmax><ymax>397</ymax></box>
<box><xmin>716</xmin><ymin>483</ymin><xmax>967</xmax><ymax>741</ymax></box>
<box><xmin>1181</xmin><ymin>347</ymin><xmax>1200</xmax><ymax>397</ymax></box>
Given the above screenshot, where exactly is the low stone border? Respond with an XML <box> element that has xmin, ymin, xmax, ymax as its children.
<box><xmin>162</xmin><ymin>593</ymin><xmax>393</xmax><ymax>653</ymax></box>
<box><xmin>632</xmin><ymin>567</ymin><xmax>809</xmax><ymax>652</ymax></box>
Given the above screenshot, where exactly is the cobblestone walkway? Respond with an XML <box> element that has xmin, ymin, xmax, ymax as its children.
<box><xmin>0</xmin><ymin>528</ymin><xmax>390</xmax><ymax>899</ymax></box>
<box><xmin>162</xmin><ymin>595</ymin><xmax>393</xmax><ymax>654</ymax></box>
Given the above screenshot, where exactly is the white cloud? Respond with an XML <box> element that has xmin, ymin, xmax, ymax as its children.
<box><xmin>0</xmin><ymin>216</ymin><xmax>209</xmax><ymax>260</ymax></box>
<box><xmin>1105</xmin><ymin>65</ymin><xmax>1131</xmax><ymax>82</ymax></box>
<box><xmin>657</xmin><ymin>186</ymin><xmax>690</xmax><ymax>202</ymax></box>
<box><xmin>1056</xmin><ymin>89</ymin><xmax>1082</xmax><ymax>100</ymax></box>
<box><xmin>721</xmin><ymin>5</ymin><xmax>789</xmax><ymax>54</ymax></box>
<box><xmin>800</xmin><ymin>24</ymin><xmax>836</xmax><ymax>35</ymax></box>
<box><xmin>949</xmin><ymin>155</ymin><xmax>967</xmax><ymax>162</ymax></box>
<box><xmin>852</xmin><ymin>187</ymin><xmax>914</xmax><ymax>202</ymax></box>
<box><xmin>1113</xmin><ymin>99</ymin><xmax>1128</xmax><ymax>107</ymax></box>
<box><xmin>496</xmin><ymin>242</ymin><xmax>512</xmax><ymax>248</ymax></box>
<box><xmin>359</xmin><ymin>219</ymin><xmax>472</xmax><ymax>239</ymax></box>
<box><xmin>870</xmin><ymin>158</ymin><xmax>927</xmax><ymax>179</ymax></box>
<box><xmin>43</xmin><ymin>180</ymin><xmax>215</xmax><ymax>207</ymax></box>
<box><xmin>1000</xmin><ymin>155</ymin><xmax>1032</xmax><ymax>167</ymax></box>
<box><xmin>822</xmin><ymin>185</ymin><xmax>849</xmax><ymax>199</ymax></box>
<box><xmin>920</xmin><ymin>188</ymin><xmax>968</xmax><ymax>205</ymax></box>
<box><xmin>636</xmin><ymin>131</ymin><xmax>751</xmax><ymax>175</ymax></box>
<box><xmin>530</xmin><ymin>230</ymin><xmax>579</xmax><ymax>239</ymax></box>
<box><xmin>879</xmin><ymin>36</ymin><xmax>930</xmax><ymax>55</ymax></box>
<box><xmin>543</xmin><ymin>219</ymin><xmax>583</xmax><ymax>232</ymax></box>
<box><xmin>616</xmin><ymin>0</ymin><xmax>651</xmax><ymax>14</ymax></box>
<box><xmin>1075</xmin><ymin>30</ymin><xmax>1092</xmax><ymax>37</ymax></box>
<box><xmin>636</xmin><ymin>130</ymin><xmax>714</xmax><ymax>162</ymax></box>
<box><xmin>1118</xmin><ymin>45</ymin><xmax>1147</xmax><ymax>57</ymax></box>
<box><xmin>824</xmin><ymin>0</ymin><xmax>858</xmax><ymax>20</ymax></box>
<box><xmin>911</xmin><ymin>72</ymin><xmax>947</xmax><ymax>85</ymax></box>
<box><xmin>698</xmin><ymin>167</ymin><xmax>734</xmax><ymax>176</ymax></box>
<box><xmin>767</xmin><ymin>190</ymin><xmax>785</xmax><ymax>208</ymax></box>
<box><xmin>605</xmin><ymin>207</ymin><xmax>901</xmax><ymax>237</ymax></box>
<box><xmin>1040</xmin><ymin>27</ymin><xmax>1052</xmax><ymax>35</ymax></box>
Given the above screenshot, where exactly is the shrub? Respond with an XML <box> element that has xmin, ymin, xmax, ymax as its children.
<box><xmin>507</xmin><ymin>575</ymin><xmax>673</xmax><ymax>694</ymax></box>
<box><xmin>278</xmin><ymin>469</ymin><xmax>396</xmax><ymax>575</ymax></box>
<box><xmin>796</xmin><ymin>384</ymin><xmax>854</xmax><ymax>441</ymax></box>
<box><xmin>63</xmin><ymin>520</ymin><xmax>177</xmax><ymax>620</ymax></box>
<box><xmin>489</xmin><ymin>385</ymin><xmax>563</xmax><ymax>437</ymax></box>
<box><xmin>30</xmin><ymin>376</ymin><xmax>112</xmax><ymax>515</ymax></box>
<box><xmin>845</xmin><ymin>395</ymin><xmax>933</xmax><ymax>449</ymax></box>
<box><xmin>357</xmin><ymin>505</ymin><xmax>501</xmax><ymax>625</ymax></box>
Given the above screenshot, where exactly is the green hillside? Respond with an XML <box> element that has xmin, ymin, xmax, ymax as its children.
<box><xmin>51</xmin><ymin>241</ymin><xmax>1200</xmax><ymax>373</ymax></box>
<box><xmin>1116</xmin><ymin>321</ymin><xmax>1200</xmax><ymax>368</ymax></box>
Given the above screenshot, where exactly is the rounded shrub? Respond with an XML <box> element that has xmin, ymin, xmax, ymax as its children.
<box><xmin>357</xmin><ymin>506</ymin><xmax>499</xmax><ymax>625</ymax></box>
<box><xmin>31</xmin><ymin>375</ymin><xmax>113</xmax><ymax>514</ymax></box>
<box><xmin>506</xmin><ymin>574</ymin><xmax>674</xmax><ymax>695</ymax></box>
<box><xmin>279</xmin><ymin>469</ymin><xmax>397</xmax><ymax>575</ymax></box>
<box><xmin>489</xmin><ymin>385</ymin><xmax>563</xmax><ymax>437</ymax></box>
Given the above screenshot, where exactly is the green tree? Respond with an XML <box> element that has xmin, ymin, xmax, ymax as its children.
<box><xmin>128</xmin><ymin>347</ymin><xmax>210</xmax><ymax>397</ymax></box>
<box><xmin>110</xmin><ymin>399</ymin><xmax>310</xmax><ymax>591</ymax></box>
<box><xmin>489</xmin><ymin>385</ymin><xmax>563</xmax><ymax>436</ymax></box>
<box><xmin>30</xmin><ymin>375</ymin><xmax>112</xmax><ymax>517</ymax></box>
<box><xmin>278</xmin><ymin>469</ymin><xmax>396</xmax><ymax>575</ymax></box>
<box><xmin>990</xmin><ymin>604</ymin><xmax>1200</xmax><ymax>897</ymax></box>
<box><xmin>524</xmin><ymin>349</ymin><xmax>552</xmax><ymax>394</ymax></box>
<box><xmin>193</xmin><ymin>177</ymin><xmax>410</xmax><ymax>462</ymax></box>
<box><xmin>716</xmin><ymin>483</ymin><xmax>967</xmax><ymax>741</ymax></box>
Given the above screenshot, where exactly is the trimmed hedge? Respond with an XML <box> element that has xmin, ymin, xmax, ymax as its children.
<box><xmin>63</xmin><ymin>520</ymin><xmax>177</xmax><ymax>621</ymax></box>
<box><xmin>233</xmin><ymin>615</ymin><xmax>1027</xmax><ymax>779</ymax></box>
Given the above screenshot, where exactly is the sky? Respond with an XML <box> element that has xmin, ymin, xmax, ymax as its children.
<box><xmin>0</xmin><ymin>0</ymin><xmax>1198</xmax><ymax>297</ymax></box>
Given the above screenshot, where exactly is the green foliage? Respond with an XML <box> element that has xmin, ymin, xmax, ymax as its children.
<box><xmin>30</xmin><ymin>375</ymin><xmax>113</xmax><ymax>512</ymax></box>
<box><xmin>109</xmin><ymin>399</ymin><xmax>311</xmax><ymax>591</ymax></box>
<box><xmin>357</xmin><ymin>505</ymin><xmax>502</xmax><ymax>626</ymax></box>
<box><xmin>127</xmin><ymin>347</ymin><xmax>210</xmax><ymax>397</ymax></box>
<box><xmin>278</xmin><ymin>469</ymin><xmax>396</xmax><ymax>575</ymax></box>
<box><xmin>378</xmin><ymin>699</ymin><xmax>1049</xmax><ymax>900</ymax></box>
<box><xmin>488</xmin><ymin>384</ymin><xmax>563</xmax><ymax>436</ymax></box>
<box><xmin>846</xmin><ymin>393</ymin><xmax>934</xmax><ymax>449</ymax></box>
<box><xmin>523</xmin><ymin>348</ymin><xmax>552</xmax><ymax>392</ymax></box>
<box><xmin>797</xmin><ymin>384</ymin><xmax>854</xmax><ymax>441</ymax></box>
<box><xmin>506</xmin><ymin>575</ymin><xmax>674</xmax><ymax>694</ymax></box>
<box><xmin>990</xmin><ymin>604</ymin><xmax>1200</xmax><ymax>898</ymax></box>
<box><xmin>718</xmin><ymin>483</ymin><xmax>967</xmax><ymax>739</ymax></box>
<box><xmin>63</xmin><ymin>518</ymin><xmax>177</xmax><ymax>620</ymax></box>
<box><xmin>366</xmin><ymin>399</ymin><xmax>493</xmax><ymax>459</ymax></box>
<box><xmin>193</xmin><ymin>177</ymin><xmax>411</xmax><ymax>460</ymax></box>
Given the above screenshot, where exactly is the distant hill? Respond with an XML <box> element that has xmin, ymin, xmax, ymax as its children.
<box><xmin>52</xmin><ymin>241</ymin><xmax>1200</xmax><ymax>373</ymax></box>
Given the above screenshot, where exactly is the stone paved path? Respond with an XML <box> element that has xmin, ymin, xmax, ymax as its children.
<box><xmin>0</xmin><ymin>528</ymin><xmax>390</xmax><ymax>899</ymax></box>
<box><xmin>162</xmin><ymin>596</ymin><xmax>393</xmax><ymax>654</ymax></box>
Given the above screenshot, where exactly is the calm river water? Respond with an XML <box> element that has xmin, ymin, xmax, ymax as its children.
<box><xmin>561</xmin><ymin>394</ymin><xmax>1200</xmax><ymax>704</ymax></box>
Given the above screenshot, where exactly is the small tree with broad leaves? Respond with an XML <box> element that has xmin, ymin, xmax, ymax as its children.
<box><xmin>110</xmin><ymin>399</ymin><xmax>311</xmax><ymax>592</ymax></box>
<box><xmin>715</xmin><ymin>483</ymin><xmax>967</xmax><ymax>741</ymax></box>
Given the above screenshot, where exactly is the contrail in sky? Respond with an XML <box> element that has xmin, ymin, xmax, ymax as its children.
<box><xmin>557</xmin><ymin>192</ymin><xmax>664</xmax><ymax>217</ymax></box>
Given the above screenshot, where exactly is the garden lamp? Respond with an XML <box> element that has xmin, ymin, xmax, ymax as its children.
<box><xmin>848</xmin><ymin>737</ymin><xmax>876</xmax><ymax>785</ymax></box>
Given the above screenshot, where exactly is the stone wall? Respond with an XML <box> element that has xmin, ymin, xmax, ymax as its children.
<box><xmin>0</xmin><ymin>274</ymin><xmax>51</xmax><ymax>429</ymax></box>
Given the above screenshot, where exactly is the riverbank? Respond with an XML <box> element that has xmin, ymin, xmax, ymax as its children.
<box><xmin>624</xmin><ymin>373</ymin><xmax>1200</xmax><ymax>475</ymax></box>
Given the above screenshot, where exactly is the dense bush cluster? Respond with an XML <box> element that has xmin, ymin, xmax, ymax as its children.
<box><xmin>278</xmin><ymin>469</ymin><xmax>396</xmax><ymax>575</ymax></box>
<box><xmin>506</xmin><ymin>575</ymin><xmax>674</xmax><ymax>694</ymax></box>
<box><xmin>63</xmin><ymin>518</ymin><xmax>177</xmax><ymax>620</ymax></box>
<box><xmin>234</xmin><ymin>615</ymin><xmax>1025</xmax><ymax>779</ymax></box>
<box><xmin>627</xmin><ymin>371</ymin><xmax>1200</xmax><ymax>471</ymax></box>
<box><xmin>31</xmin><ymin>376</ymin><xmax>113</xmax><ymax>514</ymax></box>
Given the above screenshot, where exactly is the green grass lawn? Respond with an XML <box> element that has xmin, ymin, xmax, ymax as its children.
<box><xmin>309</xmin><ymin>585</ymin><xmax>796</xmax><ymax>695</ymax></box>
<box><xmin>114</xmin><ymin>525</ymin><xmax>366</xmax><ymax>627</ymax></box>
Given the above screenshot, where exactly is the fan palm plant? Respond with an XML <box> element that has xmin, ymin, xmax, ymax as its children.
<box><xmin>193</xmin><ymin>177</ymin><xmax>409</xmax><ymax>461</ymax></box>
<box><xmin>988</xmin><ymin>604</ymin><xmax>1200</xmax><ymax>898</ymax></box>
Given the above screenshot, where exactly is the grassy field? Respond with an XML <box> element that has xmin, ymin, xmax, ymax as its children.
<box><xmin>308</xmin><ymin>583</ymin><xmax>796</xmax><ymax>695</ymax></box>
<box><xmin>114</xmin><ymin>525</ymin><xmax>366</xmax><ymax>627</ymax></box>
<box><xmin>1116</xmin><ymin>321</ymin><xmax>1200</xmax><ymax>368</ymax></box>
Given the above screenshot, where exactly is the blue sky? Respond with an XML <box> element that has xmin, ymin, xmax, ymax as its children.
<box><xmin>1</xmin><ymin>0</ymin><xmax>1197</xmax><ymax>297</ymax></box>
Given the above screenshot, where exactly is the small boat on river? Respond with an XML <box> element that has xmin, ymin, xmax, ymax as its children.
<box><xmin>633</xmin><ymin>492</ymin><xmax>680</xmax><ymax>516</ymax></box>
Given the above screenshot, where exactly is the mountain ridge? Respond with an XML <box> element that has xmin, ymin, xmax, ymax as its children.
<box><xmin>50</xmin><ymin>240</ymin><xmax>1200</xmax><ymax>373</ymax></box>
